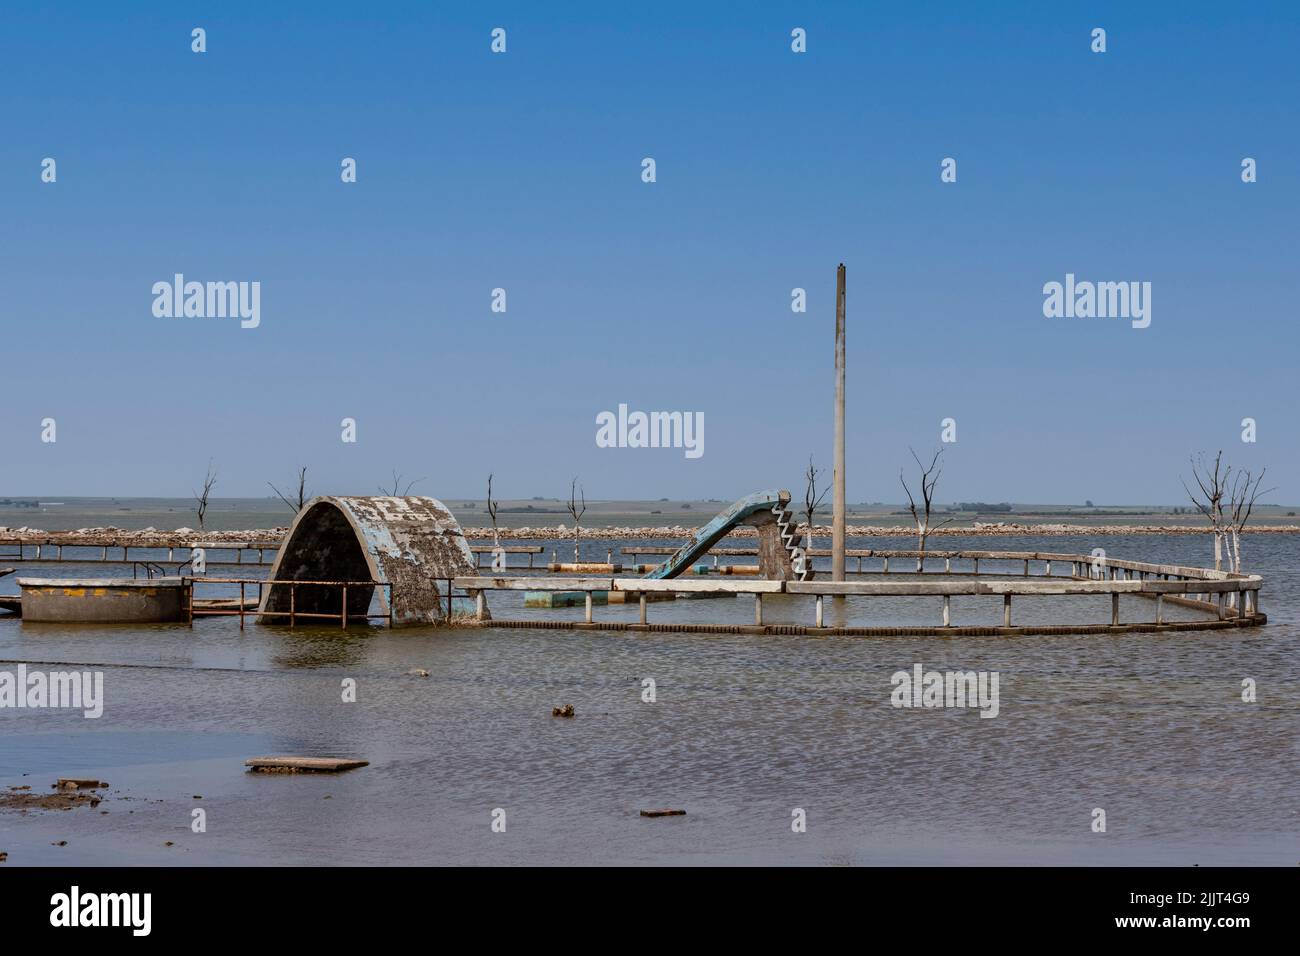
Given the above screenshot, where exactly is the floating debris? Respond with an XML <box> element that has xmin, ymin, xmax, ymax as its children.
<box><xmin>56</xmin><ymin>779</ymin><xmax>107</xmax><ymax>791</ymax></box>
<box><xmin>552</xmin><ymin>704</ymin><xmax>575</xmax><ymax>718</ymax></box>
<box><xmin>640</xmin><ymin>808</ymin><xmax>686</xmax><ymax>818</ymax></box>
<box><xmin>407</xmin><ymin>668</ymin><xmax>430</xmax><ymax>678</ymax></box>
<box><xmin>245</xmin><ymin>756</ymin><xmax>368</xmax><ymax>774</ymax></box>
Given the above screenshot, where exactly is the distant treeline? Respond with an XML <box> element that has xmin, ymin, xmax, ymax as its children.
<box><xmin>952</xmin><ymin>502</ymin><xmax>1014</xmax><ymax>513</ymax></box>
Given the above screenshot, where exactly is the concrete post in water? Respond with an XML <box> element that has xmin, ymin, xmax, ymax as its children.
<box><xmin>832</xmin><ymin>262</ymin><xmax>846</xmax><ymax>582</ymax></box>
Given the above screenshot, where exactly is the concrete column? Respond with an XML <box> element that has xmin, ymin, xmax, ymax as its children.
<box><xmin>832</xmin><ymin>263</ymin><xmax>846</xmax><ymax>582</ymax></box>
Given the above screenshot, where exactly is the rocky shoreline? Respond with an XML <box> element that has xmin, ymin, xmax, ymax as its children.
<box><xmin>2</xmin><ymin>522</ymin><xmax>1299</xmax><ymax>547</ymax></box>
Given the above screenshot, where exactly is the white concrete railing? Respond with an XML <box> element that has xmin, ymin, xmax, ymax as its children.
<box><xmin>454</xmin><ymin>550</ymin><xmax>1263</xmax><ymax>631</ymax></box>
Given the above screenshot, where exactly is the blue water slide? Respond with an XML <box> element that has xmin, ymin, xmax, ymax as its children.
<box><xmin>644</xmin><ymin>489</ymin><xmax>790</xmax><ymax>580</ymax></box>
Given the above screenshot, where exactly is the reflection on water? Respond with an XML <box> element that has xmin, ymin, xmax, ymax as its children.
<box><xmin>1</xmin><ymin>534</ymin><xmax>1296</xmax><ymax>865</ymax></box>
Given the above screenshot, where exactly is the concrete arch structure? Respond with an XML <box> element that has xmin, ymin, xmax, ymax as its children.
<box><xmin>257</xmin><ymin>495</ymin><xmax>478</xmax><ymax>626</ymax></box>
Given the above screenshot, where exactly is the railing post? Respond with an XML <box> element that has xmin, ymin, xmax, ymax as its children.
<box><xmin>1155</xmin><ymin>594</ymin><xmax>1163</xmax><ymax>625</ymax></box>
<box><xmin>942</xmin><ymin>594</ymin><xmax>951</xmax><ymax>627</ymax></box>
<box><xmin>239</xmin><ymin>581</ymin><xmax>245</xmax><ymax>631</ymax></box>
<box><xmin>1002</xmin><ymin>593</ymin><xmax>1011</xmax><ymax>627</ymax></box>
<box><xmin>815</xmin><ymin>594</ymin><xmax>824</xmax><ymax>627</ymax></box>
<box><xmin>754</xmin><ymin>592</ymin><xmax>762</xmax><ymax>626</ymax></box>
<box><xmin>476</xmin><ymin>589</ymin><xmax>486</xmax><ymax>621</ymax></box>
<box><xmin>584</xmin><ymin>591</ymin><xmax>593</xmax><ymax>624</ymax></box>
<box><xmin>1111</xmin><ymin>593</ymin><xmax>1120</xmax><ymax>626</ymax></box>
<box><xmin>639</xmin><ymin>592</ymin><xmax>647</xmax><ymax>625</ymax></box>
<box><xmin>1217</xmin><ymin>593</ymin><xmax>1225</xmax><ymax>620</ymax></box>
<box><xmin>883</xmin><ymin>557</ymin><xmax>889</xmax><ymax>573</ymax></box>
<box><xmin>290</xmin><ymin>584</ymin><xmax>296</xmax><ymax>627</ymax></box>
<box><xmin>341</xmin><ymin>585</ymin><xmax>348</xmax><ymax>628</ymax></box>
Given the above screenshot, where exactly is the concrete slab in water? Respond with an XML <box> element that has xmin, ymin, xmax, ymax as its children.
<box><xmin>245</xmin><ymin>756</ymin><xmax>369</xmax><ymax>773</ymax></box>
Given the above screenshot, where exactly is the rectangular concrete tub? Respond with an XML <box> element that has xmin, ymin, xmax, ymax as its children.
<box><xmin>17</xmin><ymin>577</ymin><xmax>189</xmax><ymax>623</ymax></box>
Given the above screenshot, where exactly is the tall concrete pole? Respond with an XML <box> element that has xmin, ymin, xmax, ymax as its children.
<box><xmin>832</xmin><ymin>263</ymin><xmax>846</xmax><ymax>581</ymax></box>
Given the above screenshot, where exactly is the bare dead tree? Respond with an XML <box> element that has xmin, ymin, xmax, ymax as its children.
<box><xmin>803</xmin><ymin>454</ymin><xmax>829</xmax><ymax>551</ymax></box>
<box><xmin>486</xmin><ymin>473</ymin><xmax>501</xmax><ymax>548</ymax></box>
<box><xmin>1224</xmin><ymin>466</ymin><xmax>1273</xmax><ymax>594</ymax></box>
<box><xmin>1182</xmin><ymin>451</ymin><xmax>1272</xmax><ymax>599</ymax></box>
<box><xmin>193</xmin><ymin>460</ymin><xmax>217</xmax><ymax>530</ymax></box>
<box><xmin>566</xmin><ymin>477</ymin><xmax>587</xmax><ymax>562</ymax></box>
<box><xmin>899</xmin><ymin>447</ymin><xmax>953</xmax><ymax>571</ymax></box>
<box><xmin>1182</xmin><ymin>451</ymin><xmax>1229</xmax><ymax>571</ymax></box>
<box><xmin>378</xmin><ymin>470</ymin><xmax>425</xmax><ymax>496</ymax></box>
<box><xmin>268</xmin><ymin>466</ymin><xmax>310</xmax><ymax>514</ymax></box>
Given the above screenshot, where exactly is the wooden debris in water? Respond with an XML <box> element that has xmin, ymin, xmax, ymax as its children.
<box><xmin>552</xmin><ymin>704</ymin><xmax>575</xmax><ymax>718</ymax></box>
<box><xmin>640</xmin><ymin>808</ymin><xmax>685</xmax><ymax>817</ymax></box>
<box><xmin>244</xmin><ymin>756</ymin><xmax>368</xmax><ymax>774</ymax></box>
<box><xmin>56</xmin><ymin>779</ymin><xmax>107</xmax><ymax>790</ymax></box>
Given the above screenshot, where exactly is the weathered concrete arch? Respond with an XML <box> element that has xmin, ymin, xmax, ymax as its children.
<box><xmin>257</xmin><ymin>495</ymin><xmax>478</xmax><ymax>626</ymax></box>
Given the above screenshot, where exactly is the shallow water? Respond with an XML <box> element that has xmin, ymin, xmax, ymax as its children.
<box><xmin>2</xmin><ymin>533</ymin><xmax>1296</xmax><ymax>865</ymax></box>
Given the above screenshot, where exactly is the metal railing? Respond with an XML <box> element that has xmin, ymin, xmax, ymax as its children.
<box><xmin>185</xmin><ymin>577</ymin><xmax>394</xmax><ymax>629</ymax></box>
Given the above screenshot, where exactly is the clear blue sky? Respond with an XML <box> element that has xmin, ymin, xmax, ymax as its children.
<box><xmin>2</xmin><ymin>1</ymin><xmax>1296</xmax><ymax>504</ymax></box>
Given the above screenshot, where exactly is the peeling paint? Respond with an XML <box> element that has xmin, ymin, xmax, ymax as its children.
<box><xmin>257</xmin><ymin>496</ymin><xmax>478</xmax><ymax>626</ymax></box>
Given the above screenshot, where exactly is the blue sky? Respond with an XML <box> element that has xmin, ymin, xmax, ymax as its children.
<box><xmin>1</xmin><ymin>1</ymin><xmax>1297</xmax><ymax>504</ymax></box>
